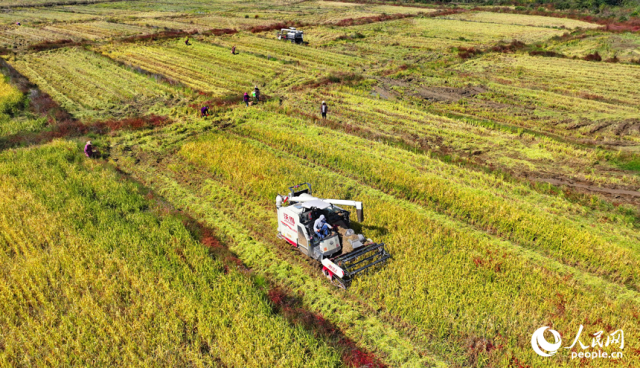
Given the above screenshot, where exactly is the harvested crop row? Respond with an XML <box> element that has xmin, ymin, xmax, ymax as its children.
<box><xmin>101</xmin><ymin>40</ymin><xmax>311</xmax><ymax>95</ymax></box>
<box><xmin>45</xmin><ymin>21</ymin><xmax>148</xmax><ymax>40</ymax></box>
<box><xmin>0</xmin><ymin>9</ymin><xmax>97</xmax><ymax>25</ymax></box>
<box><xmin>10</xmin><ymin>48</ymin><xmax>178</xmax><ymax>118</ymax></box>
<box><xmin>444</xmin><ymin>11</ymin><xmax>600</xmax><ymax>29</ymax></box>
<box><xmin>349</xmin><ymin>17</ymin><xmax>566</xmax><ymax>45</ymax></box>
<box><xmin>287</xmin><ymin>86</ymin><xmax>640</xmax><ymax>189</ymax></box>
<box><xmin>456</xmin><ymin>54</ymin><xmax>640</xmax><ymax>108</ymax></box>
<box><xmin>207</xmin><ymin>34</ymin><xmax>365</xmax><ymax>69</ymax></box>
<box><xmin>428</xmin><ymin>81</ymin><xmax>640</xmax><ymax>141</ymax></box>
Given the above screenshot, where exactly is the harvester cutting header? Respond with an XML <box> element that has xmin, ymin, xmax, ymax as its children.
<box><xmin>276</xmin><ymin>183</ymin><xmax>391</xmax><ymax>288</ymax></box>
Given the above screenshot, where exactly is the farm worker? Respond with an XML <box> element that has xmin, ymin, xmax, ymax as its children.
<box><xmin>321</xmin><ymin>101</ymin><xmax>328</xmax><ymax>119</ymax></box>
<box><xmin>84</xmin><ymin>141</ymin><xmax>94</xmax><ymax>158</ymax></box>
<box><xmin>243</xmin><ymin>92</ymin><xmax>250</xmax><ymax>106</ymax></box>
<box><xmin>185</xmin><ymin>37</ymin><xmax>191</xmax><ymax>46</ymax></box>
<box><xmin>201</xmin><ymin>106</ymin><xmax>209</xmax><ymax>117</ymax></box>
<box><xmin>16</xmin><ymin>22</ymin><xmax>20</xmax><ymax>26</ymax></box>
<box><xmin>231</xmin><ymin>45</ymin><xmax>236</xmax><ymax>55</ymax></box>
<box><xmin>314</xmin><ymin>214</ymin><xmax>332</xmax><ymax>239</ymax></box>
<box><xmin>254</xmin><ymin>86</ymin><xmax>260</xmax><ymax>102</ymax></box>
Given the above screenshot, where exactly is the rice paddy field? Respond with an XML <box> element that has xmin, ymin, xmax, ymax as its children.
<box><xmin>1</xmin><ymin>0</ymin><xmax>639</xmax><ymax>367</ymax></box>
<box><xmin>444</xmin><ymin>11</ymin><xmax>601</xmax><ymax>29</ymax></box>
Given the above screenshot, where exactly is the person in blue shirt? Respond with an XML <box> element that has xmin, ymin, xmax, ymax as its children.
<box><xmin>314</xmin><ymin>214</ymin><xmax>332</xmax><ymax>239</ymax></box>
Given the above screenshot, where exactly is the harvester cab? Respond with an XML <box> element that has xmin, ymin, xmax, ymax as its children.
<box><xmin>276</xmin><ymin>183</ymin><xmax>391</xmax><ymax>288</ymax></box>
<box><xmin>277</xmin><ymin>27</ymin><xmax>304</xmax><ymax>44</ymax></box>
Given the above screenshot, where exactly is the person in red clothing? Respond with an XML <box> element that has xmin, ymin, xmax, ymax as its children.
<box><xmin>231</xmin><ymin>45</ymin><xmax>236</xmax><ymax>55</ymax></box>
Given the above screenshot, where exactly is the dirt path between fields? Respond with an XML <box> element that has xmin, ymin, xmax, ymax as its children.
<box><xmin>417</xmin><ymin>85</ymin><xmax>488</xmax><ymax>102</ymax></box>
<box><xmin>535</xmin><ymin>178</ymin><xmax>640</xmax><ymax>199</ymax></box>
<box><xmin>375</xmin><ymin>77</ymin><xmax>488</xmax><ymax>102</ymax></box>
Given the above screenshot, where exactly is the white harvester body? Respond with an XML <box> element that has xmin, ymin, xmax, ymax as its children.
<box><xmin>276</xmin><ymin>183</ymin><xmax>390</xmax><ymax>288</ymax></box>
<box><xmin>276</xmin><ymin>27</ymin><xmax>304</xmax><ymax>44</ymax></box>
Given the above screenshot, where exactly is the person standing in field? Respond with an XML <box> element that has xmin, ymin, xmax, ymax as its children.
<box><xmin>254</xmin><ymin>86</ymin><xmax>260</xmax><ymax>102</ymax></box>
<box><xmin>321</xmin><ymin>101</ymin><xmax>328</xmax><ymax>119</ymax></box>
<box><xmin>243</xmin><ymin>92</ymin><xmax>250</xmax><ymax>106</ymax></box>
<box><xmin>201</xmin><ymin>105</ymin><xmax>209</xmax><ymax>118</ymax></box>
<box><xmin>231</xmin><ymin>45</ymin><xmax>236</xmax><ymax>55</ymax></box>
<box><xmin>84</xmin><ymin>141</ymin><xmax>95</xmax><ymax>158</ymax></box>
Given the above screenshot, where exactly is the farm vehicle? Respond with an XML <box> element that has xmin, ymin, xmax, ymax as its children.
<box><xmin>276</xmin><ymin>27</ymin><xmax>305</xmax><ymax>44</ymax></box>
<box><xmin>276</xmin><ymin>183</ymin><xmax>391</xmax><ymax>288</ymax></box>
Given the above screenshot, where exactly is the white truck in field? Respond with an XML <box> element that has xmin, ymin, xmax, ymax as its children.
<box><xmin>276</xmin><ymin>183</ymin><xmax>391</xmax><ymax>288</ymax></box>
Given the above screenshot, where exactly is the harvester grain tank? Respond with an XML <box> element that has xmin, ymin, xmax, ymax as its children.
<box><xmin>276</xmin><ymin>183</ymin><xmax>391</xmax><ymax>288</ymax></box>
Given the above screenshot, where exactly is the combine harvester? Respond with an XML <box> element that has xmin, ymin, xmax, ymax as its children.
<box><xmin>276</xmin><ymin>27</ymin><xmax>305</xmax><ymax>44</ymax></box>
<box><xmin>276</xmin><ymin>183</ymin><xmax>391</xmax><ymax>288</ymax></box>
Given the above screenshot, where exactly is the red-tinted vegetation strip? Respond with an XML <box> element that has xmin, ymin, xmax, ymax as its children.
<box><xmin>528</xmin><ymin>50</ymin><xmax>564</xmax><ymax>57</ymax></box>
<box><xmin>267</xmin><ymin>287</ymin><xmax>385</xmax><ymax>368</ymax></box>
<box><xmin>1</xmin><ymin>115</ymin><xmax>171</xmax><ymax>149</ymax></box>
<box><xmin>158</xmin><ymin>209</ymin><xmax>386</xmax><ymax>368</ymax></box>
<box><xmin>456</xmin><ymin>38</ymin><xmax>625</xmax><ymax>63</ymax></box>
<box><xmin>189</xmin><ymin>94</ymin><xmax>245</xmax><ymax>109</ymax></box>
<box><xmin>28</xmin><ymin>39</ymin><xmax>86</xmax><ymax>52</ymax></box>
<box><xmin>335</xmin><ymin>13</ymin><xmax>415</xmax><ymax>27</ymax></box>
<box><xmin>292</xmin><ymin>72</ymin><xmax>362</xmax><ymax>91</ymax></box>
<box><xmin>180</xmin><ymin>217</ymin><xmax>249</xmax><ymax>274</ymax></box>
<box><xmin>583</xmin><ymin>51</ymin><xmax>602</xmax><ymax>61</ymax></box>
<box><xmin>457</xmin><ymin>39</ymin><xmax>526</xmax><ymax>59</ymax></box>
<box><xmin>249</xmin><ymin>22</ymin><xmax>306</xmax><ymax>33</ymax></box>
<box><xmin>120</xmin><ymin>28</ymin><xmax>237</xmax><ymax>43</ymax></box>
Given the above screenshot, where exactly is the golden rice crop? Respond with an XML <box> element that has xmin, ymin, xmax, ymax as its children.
<box><xmin>128</xmin><ymin>125</ymin><xmax>640</xmax><ymax>367</ymax></box>
<box><xmin>0</xmin><ymin>140</ymin><xmax>340</xmax><ymax>367</ymax></box>
<box><xmin>444</xmin><ymin>11</ymin><xmax>600</xmax><ymax>29</ymax></box>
